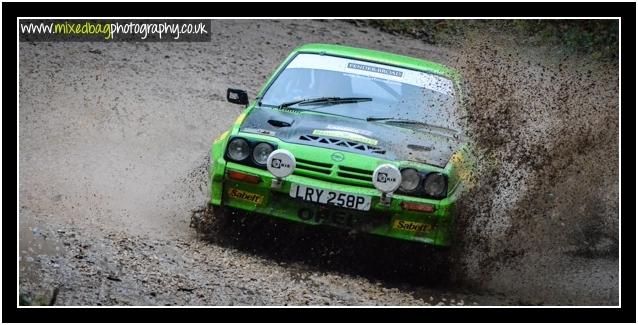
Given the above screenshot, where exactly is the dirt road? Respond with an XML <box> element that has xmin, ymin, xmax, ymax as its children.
<box><xmin>18</xmin><ymin>20</ymin><xmax>618</xmax><ymax>306</ymax></box>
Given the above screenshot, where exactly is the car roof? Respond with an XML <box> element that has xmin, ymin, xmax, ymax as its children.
<box><xmin>292</xmin><ymin>43</ymin><xmax>459</xmax><ymax>80</ymax></box>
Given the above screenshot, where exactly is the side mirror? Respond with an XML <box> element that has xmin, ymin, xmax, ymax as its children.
<box><xmin>227</xmin><ymin>88</ymin><xmax>249</xmax><ymax>107</ymax></box>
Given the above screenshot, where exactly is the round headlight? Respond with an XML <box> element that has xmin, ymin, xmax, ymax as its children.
<box><xmin>372</xmin><ymin>164</ymin><xmax>402</xmax><ymax>193</ymax></box>
<box><xmin>267</xmin><ymin>149</ymin><xmax>296</xmax><ymax>178</ymax></box>
<box><xmin>399</xmin><ymin>168</ymin><xmax>421</xmax><ymax>192</ymax></box>
<box><xmin>252</xmin><ymin>142</ymin><xmax>274</xmax><ymax>165</ymax></box>
<box><xmin>227</xmin><ymin>138</ymin><xmax>250</xmax><ymax>161</ymax></box>
<box><xmin>423</xmin><ymin>173</ymin><xmax>447</xmax><ymax>197</ymax></box>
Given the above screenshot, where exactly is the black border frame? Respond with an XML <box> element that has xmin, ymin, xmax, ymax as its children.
<box><xmin>4</xmin><ymin>2</ymin><xmax>635</xmax><ymax>323</ymax></box>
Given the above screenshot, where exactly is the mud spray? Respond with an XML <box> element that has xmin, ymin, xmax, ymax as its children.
<box><xmin>447</xmin><ymin>33</ymin><xmax>619</xmax><ymax>305</ymax></box>
<box><xmin>192</xmin><ymin>30</ymin><xmax>619</xmax><ymax>305</ymax></box>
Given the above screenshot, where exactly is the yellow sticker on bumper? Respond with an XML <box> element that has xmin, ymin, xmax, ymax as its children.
<box><xmin>312</xmin><ymin>129</ymin><xmax>378</xmax><ymax>146</ymax></box>
<box><xmin>392</xmin><ymin>220</ymin><xmax>432</xmax><ymax>233</ymax></box>
<box><xmin>228</xmin><ymin>188</ymin><xmax>264</xmax><ymax>205</ymax></box>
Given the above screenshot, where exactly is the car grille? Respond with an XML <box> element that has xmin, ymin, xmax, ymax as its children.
<box><xmin>298</xmin><ymin>135</ymin><xmax>386</xmax><ymax>155</ymax></box>
<box><xmin>293</xmin><ymin>157</ymin><xmax>375</xmax><ymax>188</ymax></box>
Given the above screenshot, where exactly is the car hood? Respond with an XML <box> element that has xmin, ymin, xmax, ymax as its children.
<box><xmin>239</xmin><ymin>106</ymin><xmax>462</xmax><ymax>168</ymax></box>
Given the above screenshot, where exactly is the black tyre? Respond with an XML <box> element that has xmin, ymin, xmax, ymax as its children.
<box><xmin>190</xmin><ymin>203</ymin><xmax>230</xmax><ymax>235</ymax></box>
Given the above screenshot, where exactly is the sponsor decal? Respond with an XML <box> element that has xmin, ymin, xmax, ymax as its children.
<box><xmin>271</xmin><ymin>159</ymin><xmax>282</xmax><ymax>168</ymax></box>
<box><xmin>286</xmin><ymin>54</ymin><xmax>455</xmax><ymax>95</ymax></box>
<box><xmin>376</xmin><ymin>172</ymin><xmax>396</xmax><ymax>184</ymax></box>
<box><xmin>347</xmin><ymin>62</ymin><xmax>403</xmax><ymax>77</ymax></box>
<box><xmin>228</xmin><ymin>188</ymin><xmax>264</xmax><ymax>205</ymax></box>
<box><xmin>325</xmin><ymin>124</ymin><xmax>373</xmax><ymax>136</ymax></box>
<box><xmin>312</xmin><ymin>129</ymin><xmax>378</xmax><ymax>146</ymax></box>
<box><xmin>392</xmin><ymin>219</ymin><xmax>432</xmax><ymax>233</ymax></box>
<box><xmin>242</xmin><ymin>127</ymin><xmax>276</xmax><ymax>136</ymax></box>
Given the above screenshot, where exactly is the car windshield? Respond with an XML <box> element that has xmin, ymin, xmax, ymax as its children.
<box><xmin>260</xmin><ymin>53</ymin><xmax>462</xmax><ymax>132</ymax></box>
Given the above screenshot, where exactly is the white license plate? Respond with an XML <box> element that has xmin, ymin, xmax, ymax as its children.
<box><xmin>289</xmin><ymin>184</ymin><xmax>371</xmax><ymax>211</ymax></box>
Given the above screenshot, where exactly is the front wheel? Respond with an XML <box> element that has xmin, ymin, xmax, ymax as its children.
<box><xmin>190</xmin><ymin>203</ymin><xmax>230</xmax><ymax>235</ymax></box>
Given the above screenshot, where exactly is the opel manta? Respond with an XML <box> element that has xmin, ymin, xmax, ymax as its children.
<box><xmin>208</xmin><ymin>43</ymin><xmax>474</xmax><ymax>247</ymax></box>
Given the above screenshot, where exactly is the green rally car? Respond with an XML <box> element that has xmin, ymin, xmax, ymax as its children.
<box><xmin>209</xmin><ymin>43</ymin><xmax>474</xmax><ymax>247</ymax></box>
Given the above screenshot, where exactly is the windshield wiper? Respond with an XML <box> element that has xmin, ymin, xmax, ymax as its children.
<box><xmin>366</xmin><ymin>117</ymin><xmax>459</xmax><ymax>134</ymax></box>
<box><xmin>366</xmin><ymin>116</ymin><xmax>432</xmax><ymax>124</ymax></box>
<box><xmin>278</xmin><ymin>97</ymin><xmax>372</xmax><ymax>109</ymax></box>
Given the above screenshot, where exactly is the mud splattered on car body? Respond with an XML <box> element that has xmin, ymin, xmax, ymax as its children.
<box><xmin>207</xmin><ymin>43</ymin><xmax>471</xmax><ymax>247</ymax></box>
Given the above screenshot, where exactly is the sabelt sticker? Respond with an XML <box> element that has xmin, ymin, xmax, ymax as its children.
<box><xmin>392</xmin><ymin>219</ymin><xmax>433</xmax><ymax>233</ymax></box>
<box><xmin>267</xmin><ymin>149</ymin><xmax>296</xmax><ymax>178</ymax></box>
<box><xmin>372</xmin><ymin>164</ymin><xmax>402</xmax><ymax>193</ymax></box>
<box><xmin>228</xmin><ymin>188</ymin><xmax>264</xmax><ymax>205</ymax></box>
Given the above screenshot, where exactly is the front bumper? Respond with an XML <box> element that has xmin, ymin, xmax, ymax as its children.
<box><xmin>212</xmin><ymin>162</ymin><xmax>457</xmax><ymax>246</ymax></box>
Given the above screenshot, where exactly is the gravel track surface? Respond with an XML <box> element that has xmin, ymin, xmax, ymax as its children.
<box><xmin>18</xmin><ymin>19</ymin><xmax>618</xmax><ymax>306</ymax></box>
